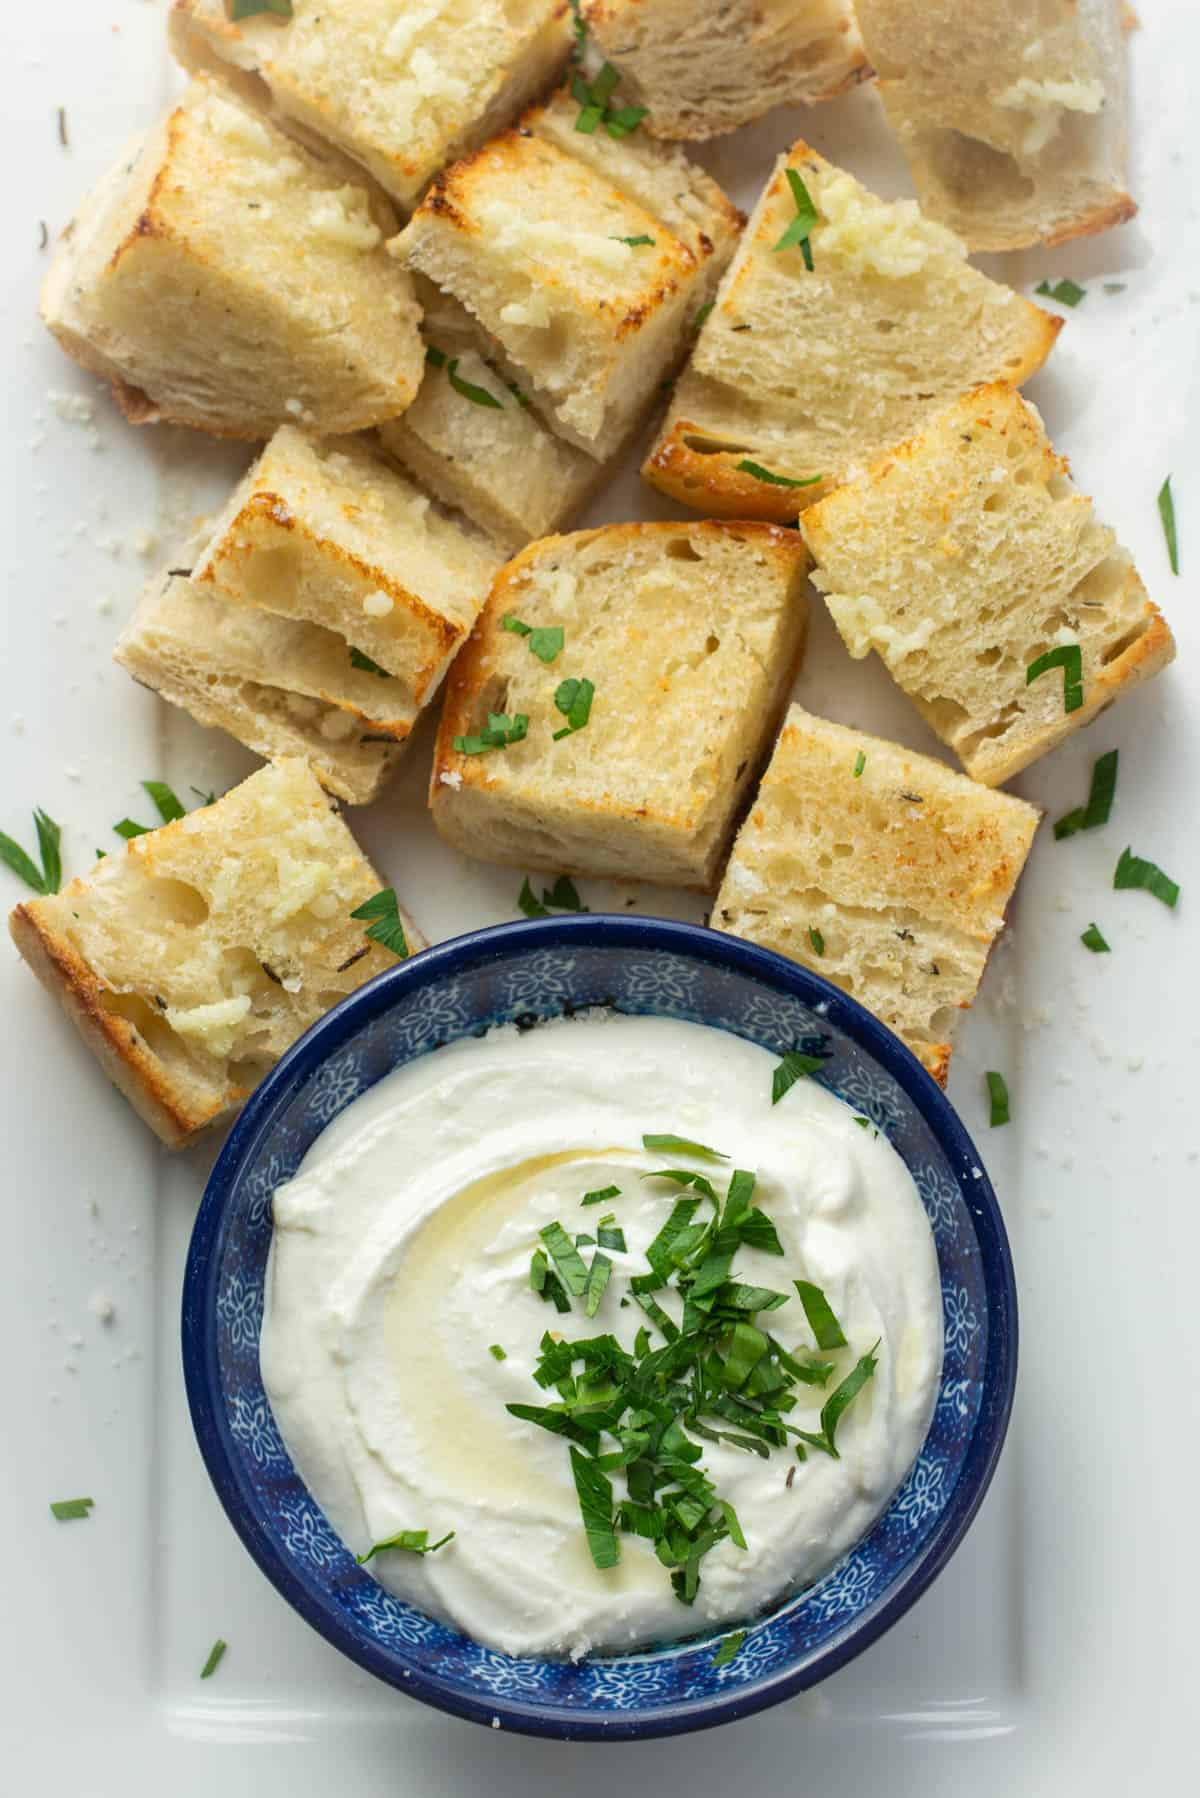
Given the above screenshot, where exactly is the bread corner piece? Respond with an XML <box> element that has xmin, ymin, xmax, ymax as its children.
<box><xmin>192</xmin><ymin>426</ymin><xmax>505</xmax><ymax>714</ymax></box>
<box><xmin>853</xmin><ymin>0</ymin><xmax>1135</xmax><ymax>252</ymax></box>
<box><xmin>169</xmin><ymin>0</ymin><xmax>572</xmax><ymax>214</ymax></box>
<box><xmin>586</xmin><ymin>0</ymin><xmax>868</xmax><ymax>140</ymax></box>
<box><xmin>40</xmin><ymin>75</ymin><xmax>423</xmax><ymax>440</ymax></box>
<box><xmin>642</xmin><ymin>139</ymin><xmax>1060</xmax><ymax>522</ymax></box>
<box><xmin>803</xmin><ymin>385</ymin><xmax>1175</xmax><ymax>787</ymax></box>
<box><xmin>432</xmin><ymin>520</ymin><xmax>809</xmax><ymax>888</ymax></box>
<box><xmin>714</xmin><ymin>707</ymin><xmax>1040</xmax><ymax>1083</ymax></box>
<box><xmin>115</xmin><ymin>571</ymin><xmax>415</xmax><ymax>807</ymax></box>
<box><xmin>390</xmin><ymin>87</ymin><xmax>743</xmax><ymax>460</ymax></box>
<box><xmin>9</xmin><ymin>760</ymin><xmax>423</xmax><ymax>1148</ymax></box>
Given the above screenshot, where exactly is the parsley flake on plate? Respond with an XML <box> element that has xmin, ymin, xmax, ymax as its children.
<box><xmin>773</xmin><ymin>168</ymin><xmax>818</xmax><ymax>268</ymax></box>
<box><xmin>350</xmin><ymin>888</ymin><xmax>409</xmax><ymax>959</ymax></box>
<box><xmin>0</xmin><ymin>808</ymin><xmax>62</xmax><ymax>895</ymax></box>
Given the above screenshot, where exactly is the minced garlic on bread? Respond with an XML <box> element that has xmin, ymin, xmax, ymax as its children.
<box><xmin>9</xmin><ymin>760</ymin><xmax>423</xmax><ymax>1148</ymax></box>
<box><xmin>431</xmin><ymin>520</ymin><xmax>810</xmax><ymax>889</ymax></box>
<box><xmin>115</xmin><ymin>573</ymin><xmax>415</xmax><ymax>807</ymax></box>
<box><xmin>713</xmin><ymin>707</ymin><xmax>1041</xmax><ymax>1084</ymax></box>
<box><xmin>169</xmin><ymin>0</ymin><xmax>572</xmax><ymax>214</ymax></box>
<box><xmin>193</xmin><ymin>427</ymin><xmax>505</xmax><ymax>713</ymax></box>
<box><xmin>585</xmin><ymin>0</ymin><xmax>868</xmax><ymax>140</ymax></box>
<box><xmin>390</xmin><ymin>88</ymin><xmax>743</xmax><ymax>460</ymax></box>
<box><xmin>853</xmin><ymin>0</ymin><xmax>1135</xmax><ymax>251</ymax></box>
<box><xmin>803</xmin><ymin>385</ymin><xmax>1175</xmax><ymax>787</ymax></box>
<box><xmin>40</xmin><ymin>76</ymin><xmax>424</xmax><ymax>441</ymax></box>
<box><xmin>642</xmin><ymin>139</ymin><xmax>1059</xmax><ymax>521</ymax></box>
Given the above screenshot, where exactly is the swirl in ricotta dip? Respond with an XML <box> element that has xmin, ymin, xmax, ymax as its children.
<box><xmin>261</xmin><ymin>1012</ymin><xmax>943</xmax><ymax>1659</ymax></box>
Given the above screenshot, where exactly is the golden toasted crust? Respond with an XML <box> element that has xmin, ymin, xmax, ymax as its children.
<box><xmin>642</xmin><ymin>414</ymin><xmax>835</xmax><ymax>523</ymax></box>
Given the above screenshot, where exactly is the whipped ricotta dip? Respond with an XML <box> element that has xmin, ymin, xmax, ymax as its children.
<box><xmin>261</xmin><ymin>1012</ymin><xmax>943</xmax><ymax>1659</ymax></box>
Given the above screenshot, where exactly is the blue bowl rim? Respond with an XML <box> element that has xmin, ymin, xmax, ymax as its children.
<box><xmin>182</xmin><ymin>914</ymin><xmax>1018</xmax><ymax>1741</ymax></box>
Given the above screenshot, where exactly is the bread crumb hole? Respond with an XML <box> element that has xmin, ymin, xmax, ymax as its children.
<box><xmin>1101</xmin><ymin>617</ymin><xmax>1151</xmax><ymax>666</ymax></box>
<box><xmin>666</xmin><ymin>539</ymin><xmax>704</xmax><ymax>562</ymax></box>
<box><xmin>129</xmin><ymin>876</ymin><xmax>210</xmax><ymax>929</ymax></box>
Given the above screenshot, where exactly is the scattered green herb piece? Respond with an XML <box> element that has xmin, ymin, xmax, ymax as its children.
<box><xmin>568</xmin><ymin>0</ymin><xmax>587</xmax><ymax>57</ymax></box>
<box><xmin>736</xmin><ymin>459</ymin><xmax>821</xmax><ymax>489</ymax></box>
<box><xmin>142</xmin><ymin>780</ymin><xmax>186</xmax><ymax>824</ymax></box>
<box><xmin>447</xmin><ymin>357</ymin><xmax>504</xmax><ymax>409</ymax></box>
<box><xmin>712</xmin><ymin>1629</ymin><xmax>746</xmax><ymax>1668</ymax></box>
<box><xmin>986</xmin><ymin>1071</ymin><xmax>1010</xmax><ymax>1128</ymax></box>
<box><xmin>642</xmin><ymin>1134</ymin><xmax>728</xmax><ymax>1162</ymax></box>
<box><xmin>1158</xmin><ymin>476</ymin><xmax>1179</xmax><ymax>574</ymax></box>
<box><xmin>853</xmin><ymin>751</ymin><xmax>866</xmax><ymax>778</ymax></box>
<box><xmin>228</xmin><ymin>0</ymin><xmax>293</xmax><ymax>19</ymax></box>
<box><xmin>350</xmin><ymin>888</ymin><xmax>409</xmax><ymax>959</ymax></box>
<box><xmin>425</xmin><ymin>345</ymin><xmax>447</xmax><ymax>369</ymax></box>
<box><xmin>584</xmin><ymin>1252</ymin><xmax>613</xmax><ymax>1318</ymax></box>
<box><xmin>1080</xmin><ymin>923</ymin><xmax>1110</xmax><ymax>953</ymax></box>
<box><xmin>1027</xmin><ymin>643</ymin><xmax>1084</xmax><ymax>713</ymax></box>
<box><xmin>1114</xmin><ymin>847</ymin><xmax>1180</xmax><ymax>909</ymax></box>
<box><xmin>501</xmin><ymin>616</ymin><xmax>564</xmax><ymax>664</ymax></box>
<box><xmin>349</xmin><ymin>645</ymin><xmax>391</xmax><ymax>677</ymax></box>
<box><xmin>540</xmin><ymin>1220</ymin><xmax>590</xmax><ymax>1297</ymax></box>
<box><xmin>200</xmin><ymin>1639</ymin><xmax>227</xmax><ymax>1679</ymax></box>
<box><xmin>453</xmin><ymin>712</ymin><xmax>529</xmax><ymax>755</ymax></box>
<box><xmin>49</xmin><ymin>1497</ymin><xmax>93</xmax><ymax>1522</ymax></box>
<box><xmin>582</xmin><ymin>1184</ymin><xmax>622</xmax><ymax>1207</ymax></box>
<box><xmin>571</xmin><ymin>62</ymin><xmax>647</xmax><ymax>139</ymax></box>
<box><xmin>553</xmin><ymin>677</ymin><xmax>595</xmax><ymax>740</ymax></box>
<box><xmin>613</xmin><ymin>234</ymin><xmax>655</xmax><ymax>247</ymax></box>
<box><xmin>357</xmin><ymin>1528</ymin><xmax>455</xmax><ymax>1565</ymax></box>
<box><xmin>570</xmin><ymin>1446</ymin><xmax>619</xmax><ymax>1567</ymax></box>
<box><xmin>794</xmin><ymin>1281</ymin><xmax>847</xmax><ymax>1352</ymax></box>
<box><xmin>793</xmin><ymin>1344</ymin><xmax>880</xmax><ymax>1459</ymax></box>
<box><xmin>808</xmin><ymin>926</ymin><xmax>825</xmax><ymax>957</ymax></box>
<box><xmin>489</xmin><ymin>1344</ymin><xmax>508</xmax><ymax>1362</ymax></box>
<box><xmin>773</xmin><ymin>167</ymin><xmax>818</xmax><ymax>268</ymax></box>
<box><xmin>1054</xmin><ymin>748</ymin><xmax>1118</xmax><ymax>839</ymax></box>
<box><xmin>596</xmin><ymin>1218</ymin><xmax>626</xmax><ymax>1252</ymax></box>
<box><xmin>113</xmin><ymin>817</ymin><xmax>151</xmax><ymax>839</ymax></box>
<box><xmin>1035</xmin><ymin>278</ymin><xmax>1086</xmax><ymax>306</ymax></box>
<box><xmin>1</xmin><ymin>808</ymin><xmax>62</xmax><ymax>895</ymax></box>
<box><xmin>771</xmin><ymin>1051</ymin><xmax>824</xmax><ymax>1106</ymax></box>
<box><xmin>691</xmin><ymin>300</ymin><xmax>715</xmax><ymax>333</ymax></box>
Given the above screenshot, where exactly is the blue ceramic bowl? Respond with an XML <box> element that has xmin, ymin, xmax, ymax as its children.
<box><xmin>183</xmin><ymin>917</ymin><xmax>1016</xmax><ymax>1740</ymax></box>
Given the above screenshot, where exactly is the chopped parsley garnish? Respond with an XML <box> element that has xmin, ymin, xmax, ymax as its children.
<box><xmin>712</xmin><ymin>1629</ymin><xmax>746</xmax><ymax>1668</ymax></box>
<box><xmin>807</xmin><ymin>926</ymin><xmax>825</xmax><ymax>956</ymax></box>
<box><xmin>489</xmin><ymin>1344</ymin><xmax>508</xmax><ymax>1361</ymax></box>
<box><xmin>571</xmin><ymin>62</ymin><xmax>647</xmax><ymax>139</ymax></box>
<box><xmin>349</xmin><ymin>645</ymin><xmax>391</xmax><ymax>677</ymax></box>
<box><xmin>771</xmin><ymin>1052</ymin><xmax>824</xmax><ymax>1105</ymax></box>
<box><xmin>584</xmin><ymin>1251</ymin><xmax>614</xmax><ymax>1318</ymax></box>
<box><xmin>453</xmin><ymin>712</ymin><xmax>529</xmax><ymax>755</ymax></box>
<box><xmin>447</xmin><ymin>357</ymin><xmax>504</xmax><ymax>409</ymax></box>
<box><xmin>1026</xmin><ymin>643</ymin><xmax>1084</xmax><ymax>713</ymax></box>
<box><xmin>200</xmin><ymin>1639</ymin><xmax>227</xmax><ymax>1679</ymax></box>
<box><xmin>142</xmin><ymin>780</ymin><xmax>186</xmax><ymax>823</ymax></box>
<box><xmin>1081</xmin><ymin>922</ymin><xmax>1110</xmax><ymax>953</ymax></box>
<box><xmin>425</xmin><ymin>345</ymin><xmax>447</xmax><ymax>369</ymax></box>
<box><xmin>736</xmin><ymin>459</ymin><xmax>821</xmax><ymax>489</ymax></box>
<box><xmin>357</xmin><ymin>1529</ymin><xmax>455</xmax><ymax>1565</ymax></box>
<box><xmin>1114</xmin><ymin>847</ymin><xmax>1180</xmax><ymax>909</ymax></box>
<box><xmin>1035</xmin><ymin>278</ymin><xmax>1086</xmax><ymax>307</ymax></box>
<box><xmin>691</xmin><ymin>300</ymin><xmax>715</xmax><ymax>333</ymax></box>
<box><xmin>794</xmin><ymin>1281</ymin><xmax>847</xmax><ymax>1352</ymax></box>
<box><xmin>49</xmin><ymin>1496</ymin><xmax>93</xmax><ymax>1521</ymax></box>
<box><xmin>530</xmin><ymin>1247</ymin><xmax>571</xmax><ymax>1313</ymax></box>
<box><xmin>568</xmin><ymin>0</ymin><xmax>587</xmax><ymax>57</ymax></box>
<box><xmin>501</xmin><ymin>616</ymin><xmax>564</xmax><ymax>663</ymax></box>
<box><xmin>582</xmin><ymin>1184</ymin><xmax>622</xmax><ymax>1207</ymax></box>
<box><xmin>1</xmin><ymin>808</ymin><xmax>62</xmax><ymax>895</ymax></box>
<box><xmin>518</xmin><ymin>873</ymin><xmax>587</xmax><ymax>917</ymax></box>
<box><xmin>350</xmin><ymin>888</ymin><xmax>409</xmax><ymax>959</ymax></box>
<box><xmin>792</xmin><ymin>1345</ymin><xmax>880</xmax><ymax>1460</ymax></box>
<box><xmin>570</xmin><ymin>1446</ymin><xmax>619</xmax><ymax>1567</ymax></box>
<box><xmin>613</xmin><ymin>234</ymin><xmax>655</xmax><ymax>247</ymax></box>
<box><xmin>553</xmin><ymin>677</ymin><xmax>595</xmax><ymax>740</ymax></box>
<box><xmin>596</xmin><ymin>1217</ymin><xmax>626</xmax><ymax>1251</ymax></box>
<box><xmin>1054</xmin><ymin>748</ymin><xmax>1118</xmax><ymax>839</ymax></box>
<box><xmin>229</xmin><ymin>0</ymin><xmax>293</xmax><ymax>19</ymax></box>
<box><xmin>540</xmin><ymin>1220</ymin><xmax>590</xmax><ymax>1297</ymax></box>
<box><xmin>1158</xmin><ymin>475</ymin><xmax>1179</xmax><ymax>574</ymax></box>
<box><xmin>985</xmin><ymin>1071</ymin><xmax>1010</xmax><ymax>1128</ymax></box>
<box><xmin>643</xmin><ymin>1133</ymin><xmax>728</xmax><ymax>1162</ymax></box>
<box><xmin>773</xmin><ymin>168</ymin><xmax>818</xmax><ymax>268</ymax></box>
<box><xmin>853</xmin><ymin>752</ymin><xmax>866</xmax><ymax>778</ymax></box>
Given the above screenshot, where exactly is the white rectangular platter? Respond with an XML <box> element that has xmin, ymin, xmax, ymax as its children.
<box><xmin>1</xmin><ymin>3</ymin><xmax>1197</xmax><ymax>1793</ymax></box>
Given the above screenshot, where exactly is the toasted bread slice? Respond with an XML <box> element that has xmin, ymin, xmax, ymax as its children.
<box><xmin>803</xmin><ymin>385</ymin><xmax>1175</xmax><ymax>787</ymax></box>
<box><xmin>854</xmin><ymin>0</ymin><xmax>1135</xmax><ymax>251</ymax></box>
<box><xmin>431</xmin><ymin>520</ymin><xmax>809</xmax><ymax>888</ymax></box>
<box><xmin>40</xmin><ymin>76</ymin><xmax>423</xmax><ymax>440</ymax></box>
<box><xmin>585</xmin><ymin>0</ymin><xmax>868</xmax><ymax>140</ymax></box>
<box><xmin>169</xmin><ymin>0</ymin><xmax>571</xmax><ymax>213</ymax></box>
<box><xmin>115</xmin><ymin>573</ymin><xmax>415</xmax><ymax>807</ymax></box>
<box><xmin>643</xmin><ymin>140</ymin><xmax>1059</xmax><ymax>520</ymax></box>
<box><xmin>378</xmin><ymin>280</ymin><xmax>606</xmax><ymax>552</ymax></box>
<box><xmin>390</xmin><ymin>88</ymin><xmax>742</xmax><ymax>459</ymax></box>
<box><xmin>713</xmin><ymin>707</ymin><xmax>1041</xmax><ymax>1083</ymax></box>
<box><xmin>10</xmin><ymin>760</ymin><xmax>422</xmax><ymax>1147</ymax></box>
<box><xmin>193</xmin><ymin>427</ymin><xmax>504</xmax><ymax>709</ymax></box>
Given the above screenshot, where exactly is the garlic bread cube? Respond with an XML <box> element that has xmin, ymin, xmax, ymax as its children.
<box><xmin>714</xmin><ymin>707</ymin><xmax>1040</xmax><ymax>1084</ymax></box>
<box><xmin>643</xmin><ymin>140</ymin><xmax>1059</xmax><ymax>520</ymax></box>
<box><xmin>432</xmin><ymin>521</ymin><xmax>809</xmax><ymax>887</ymax></box>
<box><xmin>853</xmin><ymin>0</ymin><xmax>1135</xmax><ymax>251</ymax></box>
<box><xmin>391</xmin><ymin>90</ymin><xmax>743</xmax><ymax>459</ymax></box>
<box><xmin>193</xmin><ymin>427</ymin><xmax>504</xmax><ymax>709</ymax></box>
<box><xmin>585</xmin><ymin>0</ymin><xmax>868</xmax><ymax>140</ymax></box>
<box><xmin>803</xmin><ymin>385</ymin><xmax>1175</xmax><ymax>786</ymax></box>
<box><xmin>10</xmin><ymin>760</ymin><xmax>423</xmax><ymax>1147</ymax></box>
<box><xmin>116</xmin><ymin>573</ymin><xmax>417</xmax><ymax>807</ymax></box>
<box><xmin>378</xmin><ymin>282</ymin><xmax>604</xmax><ymax>552</ymax></box>
<box><xmin>170</xmin><ymin>0</ymin><xmax>572</xmax><ymax>213</ymax></box>
<box><xmin>41</xmin><ymin>77</ymin><xmax>424</xmax><ymax>440</ymax></box>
